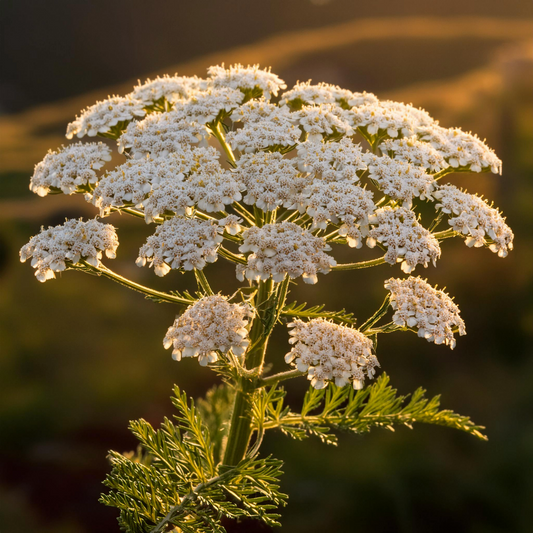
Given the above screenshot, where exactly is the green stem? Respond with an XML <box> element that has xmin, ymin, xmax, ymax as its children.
<box><xmin>434</xmin><ymin>228</ymin><xmax>458</xmax><ymax>240</ymax></box>
<box><xmin>76</xmin><ymin>262</ymin><xmax>194</xmax><ymax>306</ymax></box>
<box><xmin>223</xmin><ymin>280</ymin><xmax>274</xmax><ymax>466</ymax></box>
<box><xmin>331</xmin><ymin>256</ymin><xmax>387</xmax><ymax>271</ymax></box>
<box><xmin>360</xmin><ymin>294</ymin><xmax>391</xmax><ymax>333</ymax></box>
<box><xmin>195</xmin><ymin>269</ymin><xmax>214</xmax><ymax>296</ymax></box>
<box><xmin>258</xmin><ymin>369</ymin><xmax>306</xmax><ymax>388</ymax></box>
<box><xmin>219</xmin><ymin>246</ymin><xmax>247</xmax><ymax>265</ymax></box>
<box><xmin>210</xmin><ymin>121</ymin><xmax>237</xmax><ymax>167</ymax></box>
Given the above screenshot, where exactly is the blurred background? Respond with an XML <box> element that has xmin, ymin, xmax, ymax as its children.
<box><xmin>1</xmin><ymin>1</ymin><xmax>533</xmax><ymax>531</ymax></box>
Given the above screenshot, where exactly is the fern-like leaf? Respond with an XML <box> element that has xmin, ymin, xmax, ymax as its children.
<box><xmin>257</xmin><ymin>374</ymin><xmax>487</xmax><ymax>444</ymax></box>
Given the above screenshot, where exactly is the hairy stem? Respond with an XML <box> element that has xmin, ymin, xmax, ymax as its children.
<box><xmin>258</xmin><ymin>369</ymin><xmax>306</xmax><ymax>388</ymax></box>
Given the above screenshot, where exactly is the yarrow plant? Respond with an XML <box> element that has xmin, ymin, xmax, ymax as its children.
<box><xmin>21</xmin><ymin>64</ymin><xmax>513</xmax><ymax>532</ymax></box>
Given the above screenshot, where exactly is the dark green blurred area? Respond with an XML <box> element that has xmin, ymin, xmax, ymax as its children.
<box><xmin>1</xmin><ymin>2</ymin><xmax>533</xmax><ymax>532</ymax></box>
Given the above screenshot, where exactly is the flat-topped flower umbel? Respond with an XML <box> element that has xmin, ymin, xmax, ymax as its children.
<box><xmin>21</xmin><ymin>64</ymin><xmax>511</xmax><ymax>533</ymax></box>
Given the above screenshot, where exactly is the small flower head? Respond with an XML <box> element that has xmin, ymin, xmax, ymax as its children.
<box><xmin>129</xmin><ymin>75</ymin><xmax>201</xmax><ymax>105</ymax></box>
<box><xmin>208</xmin><ymin>64</ymin><xmax>286</xmax><ymax>100</ymax></box>
<box><xmin>433</xmin><ymin>185</ymin><xmax>514</xmax><ymax>257</ymax></box>
<box><xmin>30</xmin><ymin>142</ymin><xmax>112</xmax><ymax>196</ymax></box>
<box><xmin>295</xmin><ymin>104</ymin><xmax>354</xmax><ymax>142</ymax></box>
<box><xmin>368</xmin><ymin>207</ymin><xmax>441</xmax><ymax>273</ymax></box>
<box><xmin>366</xmin><ymin>155</ymin><xmax>436</xmax><ymax>207</ymax></box>
<box><xmin>380</xmin><ymin>136</ymin><xmax>449</xmax><ymax>173</ymax></box>
<box><xmin>226</xmin><ymin>115</ymin><xmax>301</xmax><ymax>153</ymax></box>
<box><xmin>280</xmin><ymin>81</ymin><xmax>378</xmax><ymax>110</ymax></box>
<box><xmin>180</xmin><ymin>87</ymin><xmax>244</xmax><ymax>124</ymax></box>
<box><xmin>296</xmin><ymin>180</ymin><xmax>375</xmax><ymax>238</ymax></box>
<box><xmin>385</xmin><ymin>277</ymin><xmax>466</xmax><ymax>349</ymax></box>
<box><xmin>296</xmin><ymin>138</ymin><xmax>367</xmax><ymax>182</ymax></box>
<box><xmin>285</xmin><ymin>319</ymin><xmax>379</xmax><ymax>389</ymax></box>
<box><xmin>419</xmin><ymin>125</ymin><xmax>502</xmax><ymax>174</ymax></box>
<box><xmin>117</xmin><ymin>110</ymin><xmax>209</xmax><ymax>158</ymax></box>
<box><xmin>137</xmin><ymin>217</ymin><xmax>223</xmax><ymax>276</ymax></box>
<box><xmin>66</xmin><ymin>96</ymin><xmax>146</xmax><ymax>139</ymax></box>
<box><xmin>238</xmin><ymin>222</ymin><xmax>336</xmax><ymax>284</ymax></box>
<box><xmin>20</xmin><ymin>219</ymin><xmax>119</xmax><ymax>282</ymax></box>
<box><xmin>232</xmin><ymin>152</ymin><xmax>308</xmax><ymax>211</ymax></box>
<box><xmin>351</xmin><ymin>100</ymin><xmax>434</xmax><ymax>138</ymax></box>
<box><xmin>163</xmin><ymin>295</ymin><xmax>252</xmax><ymax>365</ymax></box>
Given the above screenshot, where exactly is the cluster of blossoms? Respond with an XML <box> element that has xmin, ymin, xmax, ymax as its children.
<box><xmin>163</xmin><ymin>295</ymin><xmax>252</xmax><ymax>365</ymax></box>
<box><xmin>366</xmin><ymin>155</ymin><xmax>436</xmax><ymax>207</ymax></box>
<box><xmin>434</xmin><ymin>185</ymin><xmax>513</xmax><ymax>257</ymax></box>
<box><xmin>137</xmin><ymin>217</ymin><xmax>223</xmax><ymax>276</ymax></box>
<box><xmin>129</xmin><ymin>74</ymin><xmax>202</xmax><ymax>105</ymax></box>
<box><xmin>20</xmin><ymin>219</ymin><xmax>118</xmax><ymax>282</ymax></box>
<box><xmin>237</xmin><ymin>222</ymin><xmax>336</xmax><ymax>284</ymax></box>
<box><xmin>385</xmin><ymin>277</ymin><xmax>466</xmax><ymax>349</ymax></box>
<box><xmin>30</xmin><ymin>142</ymin><xmax>112</xmax><ymax>197</ymax></box>
<box><xmin>232</xmin><ymin>152</ymin><xmax>306</xmax><ymax>211</ymax></box>
<box><xmin>21</xmin><ymin>63</ymin><xmax>513</xmax><ymax>383</ymax></box>
<box><xmin>351</xmin><ymin>100</ymin><xmax>434</xmax><ymax>138</ymax></box>
<box><xmin>66</xmin><ymin>96</ymin><xmax>147</xmax><ymax>139</ymax></box>
<box><xmin>419</xmin><ymin>125</ymin><xmax>502</xmax><ymax>174</ymax></box>
<box><xmin>285</xmin><ymin>319</ymin><xmax>379</xmax><ymax>389</ymax></box>
<box><xmin>279</xmin><ymin>81</ymin><xmax>378</xmax><ymax>109</ymax></box>
<box><xmin>379</xmin><ymin>136</ymin><xmax>448</xmax><ymax>173</ymax></box>
<box><xmin>117</xmin><ymin>110</ymin><xmax>209</xmax><ymax>158</ymax></box>
<box><xmin>296</xmin><ymin>139</ymin><xmax>367</xmax><ymax>182</ymax></box>
<box><xmin>207</xmin><ymin>63</ymin><xmax>286</xmax><ymax>100</ymax></box>
<box><xmin>368</xmin><ymin>207</ymin><xmax>441</xmax><ymax>273</ymax></box>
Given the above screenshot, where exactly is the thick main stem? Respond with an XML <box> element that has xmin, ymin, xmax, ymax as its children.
<box><xmin>223</xmin><ymin>280</ymin><xmax>273</xmax><ymax>465</ymax></box>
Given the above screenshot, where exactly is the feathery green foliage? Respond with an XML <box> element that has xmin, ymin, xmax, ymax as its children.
<box><xmin>255</xmin><ymin>374</ymin><xmax>487</xmax><ymax>446</ymax></box>
<box><xmin>100</xmin><ymin>386</ymin><xmax>287</xmax><ymax>533</ymax></box>
<box><xmin>281</xmin><ymin>301</ymin><xmax>357</xmax><ymax>325</ymax></box>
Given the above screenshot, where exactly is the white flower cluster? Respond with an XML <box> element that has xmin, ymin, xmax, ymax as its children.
<box><xmin>117</xmin><ymin>110</ymin><xmax>208</xmax><ymax>158</ymax></box>
<box><xmin>297</xmin><ymin>181</ymin><xmax>375</xmax><ymax>243</ymax></box>
<box><xmin>419</xmin><ymin>125</ymin><xmax>502</xmax><ymax>174</ymax></box>
<box><xmin>280</xmin><ymin>81</ymin><xmax>378</xmax><ymax>109</ymax></box>
<box><xmin>137</xmin><ymin>217</ymin><xmax>223</xmax><ymax>276</ymax></box>
<box><xmin>92</xmin><ymin>157</ymin><xmax>161</xmax><ymax>215</ymax></box>
<box><xmin>232</xmin><ymin>152</ymin><xmax>307</xmax><ymax>211</ymax></box>
<box><xmin>66</xmin><ymin>96</ymin><xmax>146</xmax><ymax>139</ymax></box>
<box><xmin>129</xmin><ymin>75</ymin><xmax>200</xmax><ymax>105</ymax></box>
<box><xmin>180</xmin><ymin>87</ymin><xmax>243</xmax><ymax>124</ymax></box>
<box><xmin>30</xmin><ymin>142</ymin><xmax>112</xmax><ymax>196</ymax></box>
<box><xmin>379</xmin><ymin>136</ymin><xmax>449</xmax><ymax>173</ymax></box>
<box><xmin>137</xmin><ymin>149</ymin><xmax>241</xmax><ymax>222</ymax></box>
<box><xmin>433</xmin><ymin>185</ymin><xmax>514</xmax><ymax>257</ymax></box>
<box><xmin>163</xmin><ymin>295</ymin><xmax>252</xmax><ymax>366</ymax></box>
<box><xmin>285</xmin><ymin>319</ymin><xmax>379</xmax><ymax>389</ymax></box>
<box><xmin>352</xmin><ymin>101</ymin><xmax>434</xmax><ymax>138</ymax></box>
<box><xmin>366</xmin><ymin>155</ymin><xmax>436</xmax><ymax>207</ymax></box>
<box><xmin>20</xmin><ymin>219</ymin><xmax>119</xmax><ymax>282</ymax></box>
<box><xmin>227</xmin><ymin>103</ymin><xmax>300</xmax><ymax>153</ymax></box>
<box><xmin>294</xmin><ymin>104</ymin><xmax>353</xmax><ymax>141</ymax></box>
<box><xmin>385</xmin><ymin>277</ymin><xmax>466</xmax><ymax>349</ymax></box>
<box><xmin>208</xmin><ymin>64</ymin><xmax>286</xmax><ymax>100</ymax></box>
<box><xmin>296</xmin><ymin>139</ymin><xmax>367</xmax><ymax>182</ymax></box>
<box><xmin>238</xmin><ymin>222</ymin><xmax>336</xmax><ymax>284</ymax></box>
<box><xmin>368</xmin><ymin>207</ymin><xmax>441</xmax><ymax>273</ymax></box>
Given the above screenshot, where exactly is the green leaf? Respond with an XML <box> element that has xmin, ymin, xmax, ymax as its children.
<box><xmin>101</xmin><ymin>386</ymin><xmax>287</xmax><ymax>533</ymax></box>
<box><xmin>281</xmin><ymin>301</ymin><xmax>356</xmax><ymax>325</ymax></box>
<box><xmin>258</xmin><ymin>374</ymin><xmax>487</xmax><ymax>443</ymax></box>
